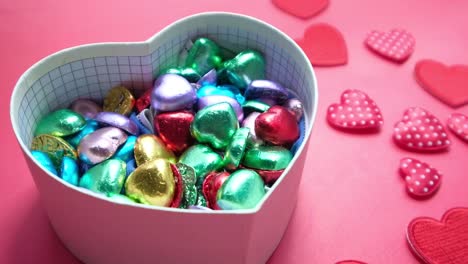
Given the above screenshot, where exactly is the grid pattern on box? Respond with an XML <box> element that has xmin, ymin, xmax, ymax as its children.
<box><xmin>18</xmin><ymin>26</ymin><xmax>314</xmax><ymax>147</ymax></box>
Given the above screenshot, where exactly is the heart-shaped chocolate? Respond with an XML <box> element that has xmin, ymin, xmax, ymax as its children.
<box><xmin>161</xmin><ymin>67</ymin><xmax>201</xmax><ymax>83</ymax></box>
<box><xmin>78</xmin><ymin>127</ymin><xmax>128</xmax><ymax>165</ymax></box>
<box><xmin>222</xmin><ymin>50</ymin><xmax>265</xmax><ymax>89</ymax></box>
<box><xmin>125</xmin><ymin>158</ymin><xmax>175</xmax><ymax>206</ymax></box>
<box><xmin>216</xmin><ymin>169</ymin><xmax>265</xmax><ymax>210</ymax></box>
<box><xmin>35</xmin><ymin>109</ymin><xmax>86</xmax><ymax>137</ymax></box>
<box><xmin>79</xmin><ymin>159</ymin><xmax>126</xmax><ymax>195</ymax></box>
<box><xmin>134</xmin><ymin>134</ymin><xmax>176</xmax><ymax>166</ymax></box>
<box><xmin>255</xmin><ymin>105</ymin><xmax>299</xmax><ymax>146</ymax></box>
<box><xmin>151</xmin><ymin>73</ymin><xmax>197</xmax><ymax>112</ymax></box>
<box><xmin>407</xmin><ymin>207</ymin><xmax>468</xmax><ymax>264</ymax></box>
<box><xmin>184</xmin><ymin>37</ymin><xmax>222</xmax><ymax>76</ymax></box>
<box><xmin>179</xmin><ymin>144</ymin><xmax>224</xmax><ymax>184</ymax></box>
<box><xmin>202</xmin><ymin>171</ymin><xmax>230</xmax><ymax>210</ymax></box>
<box><xmin>154</xmin><ymin>111</ymin><xmax>194</xmax><ymax>154</ymax></box>
<box><xmin>191</xmin><ymin>102</ymin><xmax>239</xmax><ymax>149</ymax></box>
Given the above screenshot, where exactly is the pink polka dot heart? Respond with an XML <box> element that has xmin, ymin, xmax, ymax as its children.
<box><xmin>327</xmin><ymin>89</ymin><xmax>383</xmax><ymax>132</ymax></box>
<box><xmin>393</xmin><ymin>107</ymin><xmax>450</xmax><ymax>152</ymax></box>
<box><xmin>365</xmin><ymin>29</ymin><xmax>415</xmax><ymax>62</ymax></box>
<box><xmin>399</xmin><ymin>158</ymin><xmax>442</xmax><ymax>198</ymax></box>
<box><xmin>447</xmin><ymin>113</ymin><xmax>468</xmax><ymax>143</ymax></box>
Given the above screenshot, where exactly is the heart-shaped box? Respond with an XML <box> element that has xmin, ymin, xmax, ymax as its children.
<box><xmin>10</xmin><ymin>12</ymin><xmax>318</xmax><ymax>264</ymax></box>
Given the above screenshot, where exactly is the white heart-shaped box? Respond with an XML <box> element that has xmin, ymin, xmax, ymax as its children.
<box><xmin>10</xmin><ymin>12</ymin><xmax>318</xmax><ymax>264</ymax></box>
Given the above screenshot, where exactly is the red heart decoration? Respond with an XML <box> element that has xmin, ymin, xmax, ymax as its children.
<box><xmin>255</xmin><ymin>105</ymin><xmax>299</xmax><ymax>146</ymax></box>
<box><xmin>295</xmin><ymin>23</ymin><xmax>348</xmax><ymax>66</ymax></box>
<box><xmin>447</xmin><ymin>113</ymin><xmax>468</xmax><ymax>143</ymax></box>
<box><xmin>407</xmin><ymin>207</ymin><xmax>468</xmax><ymax>264</ymax></box>
<box><xmin>399</xmin><ymin>157</ymin><xmax>442</xmax><ymax>198</ymax></box>
<box><xmin>154</xmin><ymin>111</ymin><xmax>194</xmax><ymax>155</ymax></box>
<box><xmin>365</xmin><ymin>29</ymin><xmax>415</xmax><ymax>62</ymax></box>
<box><xmin>393</xmin><ymin>107</ymin><xmax>451</xmax><ymax>152</ymax></box>
<box><xmin>415</xmin><ymin>60</ymin><xmax>468</xmax><ymax>108</ymax></box>
<box><xmin>327</xmin><ymin>89</ymin><xmax>383</xmax><ymax>131</ymax></box>
<box><xmin>272</xmin><ymin>0</ymin><xmax>328</xmax><ymax>19</ymax></box>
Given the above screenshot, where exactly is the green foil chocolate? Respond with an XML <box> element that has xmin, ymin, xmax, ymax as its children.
<box><xmin>161</xmin><ymin>67</ymin><xmax>201</xmax><ymax>83</ymax></box>
<box><xmin>176</xmin><ymin>163</ymin><xmax>198</xmax><ymax>208</ymax></box>
<box><xmin>242</xmin><ymin>100</ymin><xmax>270</xmax><ymax>114</ymax></box>
<box><xmin>222</xmin><ymin>50</ymin><xmax>265</xmax><ymax>89</ymax></box>
<box><xmin>34</xmin><ymin>109</ymin><xmax>86</xmax><ymax>137</ymax></box>
<box><xmin>242</xmin><ymin>145</ymin><xmax>293</xmax><ymax>171</ymax></box>
<box><xmin>179</xmin><ymin>144</ymin><xmax>223</xmax><ymax>185</ymax></box>
<box><xmin>224</xmin><ymin>127</ymin><xmax>250</xmax><ymax>170</ymax></box>
<box><xmin>79</xmin><ymin>159</ymin><xmax>126</xmax><ymax>195</ymax></box>
<box><xmin>185</xmin><ymin>37</ymin><xmax>222</xmax><ymax>76</ymax></box>
<box><xmin>190</xmin><ymin>102</ymin><xmax>239</xmax><ymax>150</ymax></box>
<box><xmin>217</xmin><ymin>169</ymin><xmax>265</xmax><ymax>210</ymax></box>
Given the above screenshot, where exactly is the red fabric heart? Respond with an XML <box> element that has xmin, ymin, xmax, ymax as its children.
<box><xmin>327</xmin><ymin>89</ymin><xmax>383</xmax><ymax>131</ymax></box>
<box><xmin>447</xmin><ymin>113</ymin><xmax>468</xmax><ymax>143</ymax></box>
<box><xmin>415</xmin><ymin>60</ymin><xmax>468</xmax><ymax>108</ymax></box>
<box><xmin>393</xmin><ymin>107</ymin><xmax>451</xmax><ymax>152</ymax></box>
<box><xmin>399</xmin><ymin>157</ymin><xmax>442</xmax><ymax>198</ymax></box>
<box><xmin>365</xmin><ymin>29</ymin><xmax>415</xmax><ymax>62</ymax></box>
<box><xmin>295</xmin><ymin>23</ymin><xmax>348</xmax><ymax>66</ymax></box>
<box><xmin>407</xmin><ymin>207</ymin><xmax>468</xmax><ymax>264</ymax></box>
<box><xmin>154</xmin><ymin>111</ymin><xmax>194</xmax><ymax>155</ymax></box>
<box><xmin>272</xmin><ymin>0</ymin><xmax>328</xmax><ymax>19</ymax></box>
<box><xmin>255</xmin><ymin>105</ymin><xmax>299</xmax><ymax>146</ymax></box>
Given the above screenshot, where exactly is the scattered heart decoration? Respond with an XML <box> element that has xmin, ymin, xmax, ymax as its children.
<box><xmin>447</xmin><ymin>113</ymin><xmax>468</xmax><ymax>143</ymax></box>
<box><xmin>365</xmin><ymin>29</ymin><xmax>415</xmax><ymax>62</ymax></box>
<box><xmin>327</xmin><ymin>89</ymin><xmax>383</xmax><ymax>132</ymax></box>
<box><xmin>295</xmin><ymin>23</ymin><xmax>348</xmax><ymax>66</ymax></box>
<box><xmin>272</xmin><ymin>0</ymin><xmax>329</xmax><ymax>19</ymax></box>
<box><xmin>415</xmin><ymin>60</ymin><xmax>468</xmax><ymax>108</ymax></box>
<box><xmin>399</xmin><ymin>157</ymin><xmax>442</xmax><ymax>199</ymax></box>
<box><xmin>407</xmin><ymin>207</ymin><xmax>468</xmax><ymax>264</ymax></box>
<box><xmin>393</xmin><ymin>107</ymin><xmax>450</xmax><ymax>152</ymax></box>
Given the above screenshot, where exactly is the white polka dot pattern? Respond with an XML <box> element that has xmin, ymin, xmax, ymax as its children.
<box><xmin>399</xmin><ymin>157</ymin><xmax>442</xmax><ymax>198</ymax></box>
<box><xmin>365</xmin><ymin>29</ymin><xmax>415</xmax><ymax>62</ymax></box>
<box><xmin>447</xmin><ymin>113</ymin><xmax>468</xmax><ymax>143</ymax></box>
<box><xmin>327</xmin><ymin>89</ymin><xmax>383</xmax><ymax>130</ymax></box>
<box><xmin>393</xmin><ymin>107</ymin><xmax>450</xmax><ymax>151</ymax></box>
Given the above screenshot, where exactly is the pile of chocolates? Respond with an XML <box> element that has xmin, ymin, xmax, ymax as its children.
<box><xmin>30</xmin><ymin>37</ymin><xmax>304</xmax><ymax>210</ymax></box>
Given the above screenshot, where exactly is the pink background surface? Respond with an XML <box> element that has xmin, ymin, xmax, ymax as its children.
<box><xmin>1</xmin><ymin>0</ymin><xmax>467</xmax><ymax>263</ymax></box>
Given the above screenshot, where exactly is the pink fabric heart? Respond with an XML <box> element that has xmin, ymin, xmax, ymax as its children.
<box><xmin>399</xmin><ymin>157</ymin><xmax>442</xmax><ymax>198</ymax></box>
<box><xmin>365</xmin><ymin>29</ymin><xmax>415</xmax><ymax>62</ymax></box>
<box><xmin>327</xmin><ymin>89</ymin><xmax>383</xmax><ymax>131</ymax></box>
<box><xmin>393</xmin><ymin>107</ymin><xmax>450</xmax><ymax>152</ymax></box>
